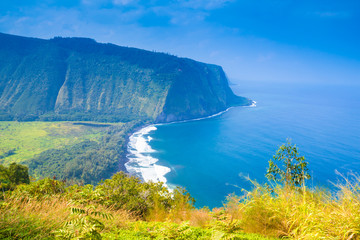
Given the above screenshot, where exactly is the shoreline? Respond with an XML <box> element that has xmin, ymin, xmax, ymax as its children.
<box><xmin>155</xmin><ymin>100</ymin><xmax>256</xmax><ymax>126</ymax></box>
<box><xmin>124</xmin><ymin>101</ymin><xmax>256</xmax><ymax>187</ymax></box>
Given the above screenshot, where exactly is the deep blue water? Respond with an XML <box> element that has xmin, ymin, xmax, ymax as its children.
<box><xmin>148</xmin><ymin>81</ymin><xmax>360</xmax><ymax>208</ymax></box>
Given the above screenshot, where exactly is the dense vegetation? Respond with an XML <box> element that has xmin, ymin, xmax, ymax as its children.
<box><xmin>0</xmin><ymin>170</ymin><xmax>276</xmax><ymax>239</ymax></box>
<box><xmin>0</xmin><ymin>162</ymin><xmax>29</xmax><ymax>190</ymax></box>
<box><xmin>0</xmin><ymin>32</ymin><xmax>251</xmax><ymax>123</ymax></box>
<box><xmin>0</xmin><ymin>121</ymin><xmax>109</xmax><ymax>163</ymax></box>
<box><xmin>0</xmin><ymin>31</ymin><xmax>253</xmax><ymax>186</ymax></box>
<box><xmin>0</xmin><ymin>121</ymin><xmax>142</xmax><ymax>185</ymax></box>
<box><xmin>1</xmin><ymin>142</ymin><xmax>359</xmax><ymax>239</ymax></box>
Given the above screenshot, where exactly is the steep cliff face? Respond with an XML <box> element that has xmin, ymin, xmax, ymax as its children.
<box><xmin>156</xmin><ymin>61</ymin><xmax>250</xmax><ymax>122</ymax></box>
<box><xmin>0</xmin><ymin>33</ymin><xmax>251</xmax><ymax>123</ymax></box>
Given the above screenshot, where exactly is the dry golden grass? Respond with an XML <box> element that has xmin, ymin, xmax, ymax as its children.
<box><xmin>128</xmin><ymin>176</ymin><xmax>360</xmax><ymax>239</ymax></box>
<box><xmin>220</xmin><ymin>176</ymin><xmax>360</xmax><ymax>239</ymax></box>
<box><xmin>100</xmin><ymin>204</ymin><xmax>136</xmax><ymax>230</ymax></box>
<box><xmin>188</xmin><ymin>208</ymin><xmax>212</xmax><ymax>228</ymax></box>
<box><xmin>3</xmin><ymin>176</ymin><xmax>360</xmax><ymax>239</ymax></box>
<box><xmin>0</xmin><ymin>195</ymin><xmax>136</xmax><ymax>239</ymax></box>
<box><xmin>3</xmin><ymin>196</ymin><xmax>68</xmax><ymax>227</ymax></box>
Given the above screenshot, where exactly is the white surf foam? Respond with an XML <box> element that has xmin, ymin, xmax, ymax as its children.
<box><xmin>125</xmin><ymin>125</ymin><xmax>171</xmax><ymax>186</ymax></box>
<box><xmin>155</xmin><ymin>107</ymin><xmax>233</xmax><ymax>127</ymax></box>
<box><xmin>125</xmin><ymin>101</ymin><xmax>257</xmax><ymax>188</ymax></box>
<box><xmin>249</xmin><ymin>100</ymin><xmax>257</xmax><ymax>107</ymax></box>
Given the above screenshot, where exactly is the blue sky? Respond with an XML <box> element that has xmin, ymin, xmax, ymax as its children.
<box><xmin>0</xmin><ymin>0</ymin><xmax>359</xmax><ymax>84</ymax></box>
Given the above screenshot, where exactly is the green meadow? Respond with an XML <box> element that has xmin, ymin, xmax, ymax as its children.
<box><xmin>0</xmin><ymin>121</ymin><xmax>117</xmax><ymax>164</ymax></box>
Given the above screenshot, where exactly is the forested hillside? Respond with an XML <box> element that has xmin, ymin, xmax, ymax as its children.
<box><xmin>0</xmin><ymin>121</ymin><xmax>141</xmax><ymax>185</ymax></box>
<box><xmin>0</xmin><ymin>32</ymin><xmax>251</xmax><ymax>186</ymax></box>
<box><xmin>0</xmin><ymin>32</ymin><xmax>250</xmax><ymax>123</ymax></box>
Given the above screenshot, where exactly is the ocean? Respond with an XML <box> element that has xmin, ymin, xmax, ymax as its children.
<box><xmin>126</xmin><ymin>80</ymin><xmax>360</xmax><ymax>208</ymax></box>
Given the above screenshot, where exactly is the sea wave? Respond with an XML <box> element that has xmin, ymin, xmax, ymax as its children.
<box><xmin>125</xmin><ymin>102</ymin><xmax>257</xmax><ymax>187</ymax></box>
<box><xmin>125</xmin><ymin>125</ymin><xmax>171</xmax><ymax>186</ymax></box>
<box><xmin>249</xmin><ymin>100</ymin><xmax>257</xmax><ymax>107</ymax></box>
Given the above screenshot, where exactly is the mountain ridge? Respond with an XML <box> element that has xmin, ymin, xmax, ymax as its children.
<box><xmin>0</xmin><ymin>32</ymin><xmax>251</xmax><ymax>123</ymax></box>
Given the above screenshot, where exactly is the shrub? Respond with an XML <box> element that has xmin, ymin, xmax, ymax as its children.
<box><xmin>0</xmin><ymin>163</ymin><xmax>30</xmax><ymax>191</ymax></box>
<box><xmin>10</xmin><ymin>178</ymin><xmax>65</xmax><ymax>200</ymax></box>
<box><xmin>266</xmin><ymin>139</ymin><xmax>310</xmax><ymax>189</ymax></box>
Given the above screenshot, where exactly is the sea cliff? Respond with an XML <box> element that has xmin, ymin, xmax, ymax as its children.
<box><xmin>0</xmin><ymin>32</ymin><xmax>251</xmax><ymax>123</ymax></box>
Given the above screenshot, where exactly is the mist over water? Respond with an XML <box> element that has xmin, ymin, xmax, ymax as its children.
<box><xmin>133</xmin><ymin>81</ymin><xmax>360</xmax><ymax>208</ymax></box>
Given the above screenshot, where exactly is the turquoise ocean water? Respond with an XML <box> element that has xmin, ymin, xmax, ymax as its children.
<box><xmin>127</xmin><ymin>81</ymin><xmax>360</xmax><ymax>208</ymax></box>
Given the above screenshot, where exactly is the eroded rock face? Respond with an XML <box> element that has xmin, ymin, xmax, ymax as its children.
<box><xmin>0</xmin><ymin>32</ymin><xmax>251</xmax><ymax>122</ymax></box>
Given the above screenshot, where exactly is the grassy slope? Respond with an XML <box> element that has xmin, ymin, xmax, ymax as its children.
<box><xmin>0</xmin><ymin>187</ymin><xmax>278</xmax><ymax>240</ymax></box>
<box><xmin>0</xmin><ymin>121</ymin><xmax>115</xmax><ymax>164</ymax></box>
<box><xmin>3</xmin><ymin>179</ymin><xmax>358</xmax><ymax>239</ymax></box>
<box><xmin>2</xmin><ymin>154</ymin><xmax>360</xmax><ymax>239</ymax></box>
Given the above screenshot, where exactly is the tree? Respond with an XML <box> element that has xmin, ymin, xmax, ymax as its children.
<box><xmin>8</xmin><ymin>163</ymin><xmax>30</xmax><ymax>185</ymax></box>
<box><xmin>266</xmin><ymin>139</ymin><xmax>310</xmax><ymax>188</ymax></box>
<box><xmin>0</xmin><ymin>164</ymin><xmax>10</xmax><ymax>190</ymax></box>
<box><xmin>0</xmin><ymin>163</ymin><xmax>30</xmax><ymax>191</ymax></box>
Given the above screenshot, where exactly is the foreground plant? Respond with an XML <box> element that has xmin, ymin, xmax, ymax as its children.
<box><xmin>3</xmin><ymin>143</ymin><xmax>360</xmax><ymax>239</ymax></box>
<box><xmin>266</xmin><ymin>139</ymin><xmax>310</xmax><ymax>189</ymax></box>
<box><xmin>221</xmin><ymin>140</ymin><xmax>360</xmax><ymax>239</ymax></box>
<box><xmin>54</xmin><ymin>202</ymin><xmax>113</xmax><ymax>240</ymax></box>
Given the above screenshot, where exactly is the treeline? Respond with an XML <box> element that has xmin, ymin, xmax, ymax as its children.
<box><xmin>0</xmin><ymin>111</ymin><xmax>148</xmax><ymax>123</ymax></box>
<box><xmin>0</xmin><ymin>148</ymin><xmax>16</xmax><ymax>160</ymax></box>
<box><xmin>26</xmin><ymin>121</ymin><xmax>143</xmax><ymax>185</ymax></box>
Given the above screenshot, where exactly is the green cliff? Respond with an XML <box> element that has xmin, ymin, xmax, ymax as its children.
<box><xmin>0</xmin><ymin>32</ymin><xmax>251</xmax><ymax>123</ymax></box>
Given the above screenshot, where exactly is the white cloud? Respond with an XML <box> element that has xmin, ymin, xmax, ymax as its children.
<box><xmin>180</xmin><ymin>0</ymin><xmax>234</xmax><ymax>10</ymax></box>
<box><xmin>310</xmin><ymin>11</ymin><xmax>350</xmax><ymax>18</ymax></box>
<box><xmin>113</xmin><ymin>0</ymin><xmax>138</xmax><ymax>6</ymax></box>
<box><xmin>81</xmin><ymin>0</ymin><xmax>103</xmax><ymax>6</ymax></box>
<box><xmin>15</xmin><ymin>17</ymin><xmax>30</xmax><ymax>24</ymax></box>
<box><xmin>81</xmin><ymin>0</ymin><xmax>138</xmax><ymax>7</ymax></box>
<box><xmin>169</xmin><ymin>10</ymin><xmax>207</xmax><ymax>25</ymax></box>
<box><xmin>257</xmin><ymin>53</ymin><xmax>274</xmax><ymax>63</ymax></box>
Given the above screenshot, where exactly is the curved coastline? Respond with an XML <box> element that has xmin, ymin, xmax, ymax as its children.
<box><xmin>125</xmin><ymin>125</ymin><xmax>171</xmax><ymax>186</ymax></box>
<box><xmin>124</xmin><ymin>101</ymin><xmax>256</xmax><ymax>187</ymax></box>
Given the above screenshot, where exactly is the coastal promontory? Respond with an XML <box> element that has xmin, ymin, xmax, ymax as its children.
<box><xmin>0</xmin><ymin>32</ymin><xmax>250</xmax><ymax>123</ymax></box>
